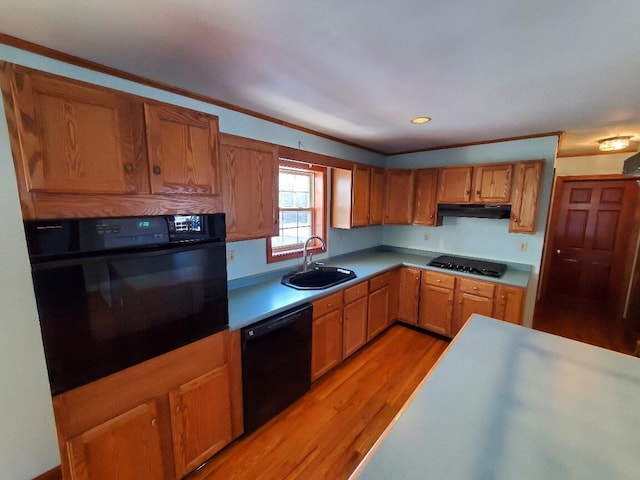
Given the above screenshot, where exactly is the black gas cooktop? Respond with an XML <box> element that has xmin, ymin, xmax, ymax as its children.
<box><xmin>428</xmin><ymin>255</ymin><xmax>507</xmax><ymax>278</ymax></box>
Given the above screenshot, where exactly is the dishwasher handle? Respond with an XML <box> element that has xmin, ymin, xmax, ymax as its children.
<box><xmin>241</xmin><ymin>303</ymin><xmax>313</xmax><ymax>341</ymax></box>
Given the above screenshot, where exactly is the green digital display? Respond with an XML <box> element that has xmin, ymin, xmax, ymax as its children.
<box><xmin>138</xmin><ymin>221</ymin><xmax>150</xmax><ymax>228</ymax></box>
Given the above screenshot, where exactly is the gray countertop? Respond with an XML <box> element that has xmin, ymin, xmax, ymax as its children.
<box><xmin>227</xmin><ymin>250</ymin><xmax>531</xmax><ymax>331</ymax></box>
<box><xmin>352</xmin><ymin>314</ymin><xmax>640</xmax><ymax>480</ymax></box>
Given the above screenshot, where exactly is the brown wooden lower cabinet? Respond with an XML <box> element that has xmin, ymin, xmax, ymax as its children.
<box><xmin>493</xmin><ymin>284</ymin><xmax>526</xmax><ymax>324</ymax></box>
<box><xmin>66</xmin><ymin>400</ymin><xmax>165</xmax><ymax>480</ymax></box>
<box><xmin>367</xmin><ymin>273</ymin><xmax>391</xmax><ymax>341</ymax></box>
<box><xmin>343</xmin><ymin>281</ymin><xmax>369</xmax><ymax>358</ymax></box>
<box><xmin>311</xmin><ymin>292</ymin><xmax>344</xmax><ymax>381</ymax></box>
<box><xmin>419</xmin><ymin>271</ymin><xmax>455</xmax><ymax>336</ymax></box>
<box><xmin>169</xmin><ymin>366</ymin><xmax>233</xmax><ymax>478</ymax></box>
<box><xmin>451</xmin><ymin>277</ymin><xmax>495</xmax><ymax>335</ymax></box>
<box><xmin>398</xmin><ymin>267</ymin><xmax>421</xmax><ymax>325</ymax></box>
<box><xmin>52</xmin><ymin>330</ymin><xmax>242</xmax><ymax>480</ymax></box>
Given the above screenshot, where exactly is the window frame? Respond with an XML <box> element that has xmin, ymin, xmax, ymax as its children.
<box><xmin>267</xmin><ymin>159</ymin><xmax>327</xmax><ymax>264</ymax></box>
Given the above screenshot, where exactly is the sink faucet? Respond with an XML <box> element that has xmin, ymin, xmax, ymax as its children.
<box><xmin>302</xmin><ymin>235</ymin><xmax>326</xmax><ymax>272</ymax></box>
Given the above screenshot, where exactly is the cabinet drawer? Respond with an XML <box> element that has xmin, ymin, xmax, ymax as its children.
<box><xmin>457</xmin><ymin>277</ymin><xmax>495</xmax><ymax>298</ymax></box>
<box><xmin>343</xmin><ymin>281</ymin><xmax>369</xmax><ymax>304</ymax></box>
<box><xmin>423</xmin><ymin>270</ymin><xmax>455</xmax><ymax>289</ymax></box>
<box><xmin>312</xmin><ymin>291</ymin><xmax>343</xmax><ymax>318</ymax></box>
<box><xmin>369</xmin><ymin>272</ymin><xmax>392</xmax><ymax>292</ymax></box>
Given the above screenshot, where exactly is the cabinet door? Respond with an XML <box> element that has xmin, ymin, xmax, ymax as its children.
<box><xmin>219</xmin><ymin>134</ymin><xmax>278</xmax><ymax>241</ymax></box>
<box><xmin>311</xmin><ymin>309</ymin><xmax>343</xmax><ymax>381</ymax></box>
<box><xmin>144</xmin><ymin>102</ymin><xmax>220</xmax><ymax>195</ymax></box>
<box><xmin>384</xmin><ymin>169</ymin><xmax>414</xmax><ymax>224</ymax></box>
<box><xmin>413</xmin><ymin>169</ymin><xmax>440</xmax><ymax>226</ymax></box>
<box><xmin>352</xmin><ymin>165</ymin><xmax>371</xmax><ymax>226</ymax></box>
<box><xmin>493</xmin><ymin>285</ymin><xmax>525</xmax><ymax>325</ymax></box>
<box><xmin>437</xmin><ymin>166</ymin><xmax>473</xmax><ymax>203</ymax></box>
<box><xmin>369</xmin><ymin>167</ymin><xmax>385</xmax><ymax>225</ymax></box>
<box><xmin>452</xmin><ymin>291</ymin><xmax>494</xmax><ymax>335</ymax></box>
<box><xmin>473</xmin><ymin>163</ymin><xmax>513</xmax><ymax>203</ymax></box>
<box><xmin>343</xmin><ymin>296</ymin><xmax>368</xmax><ymax>358</ymax></box>
<box><xmin>398</xmin><ymin>268</ymin><xmax>421</xmax><ymax>325</ymax></box>
<box><xmin>510</xmin><ymin>160</ymin><xmax>544</xmax><ymax>233</ymax></box>
<box><xmin>419</xmin><ymin>283</ymin><xmax>453</xmax><ymax>336</ymax></box>
<box><xmin>169</xmin><ymin>367</ymin><xmax>233</xmax><ymax>478</ymax></box>
<box><xmin>6</xmin><ymin>65</ymin><xmax>146</xmax><ymax>195</ymax></box>
<box><xmin>367</xmin><ymin>285</ymin><xmax>390</xmax><ymax>341</ymax></box>
<box><xmin>66</xmin><ymin>400</ymin><xmax>165</xmax><ymax>480</ymax></box>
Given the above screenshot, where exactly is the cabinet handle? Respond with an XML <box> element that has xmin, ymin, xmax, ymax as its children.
<box><xmin>151</xmin><ymin>418</ymin><xmax>157</xmax><ymax>426</ymax></box>
<box><xmin>152</xmin><ymin>165</ymin><xmax>162</xmax><ymax>175</ymax></box>
<box><xmin>124</xmin><ymin>162</ymin><xmax>133</xmax><ymax>173</ymax></box>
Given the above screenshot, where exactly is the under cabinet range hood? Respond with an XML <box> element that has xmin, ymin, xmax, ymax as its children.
<box><xmin>437</xmin><ymin>203</ymin><xmax>512</xmax><ymax>219</ymax></box>
<box><xmin>623</xmin><ymin>152</ymin><xmax>640</xmax><ymax>176</ymax></box>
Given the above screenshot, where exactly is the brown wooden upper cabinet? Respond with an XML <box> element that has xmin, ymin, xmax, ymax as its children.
<box><xmin>0</xmin><ymin>63</ymin><xmax>222</xmax><ymax>218</ymax></box>
<box><xmin>331</xmin><ymin>165</ymin><xmax>384</xmax><ymax>228</ymax></box>
<box><xmin>437</xmin><ymin>166</ymin><xmax>473</xmax><ymax>203</ymax></box>
<box><xmin>219</xmin><ymin>134</ymin><xmax>279</xmax><ymax>241</ymax></box>
<box><xmin>412</xmin><ymin>168</ymin><xmax>441</xmax><ymax>226</ymax></box>
<box><xmin>143</xmin><ymin>102</ymin><xmax>220</xmax><ymax>196</ymax></box>
<box><xmin>509</xmin><ymin>160</ymin><xmax>544</xmax><ymax>233</ymax></box>
<box><xmin>437</xmin><ymin>163</ymin><xmax>512</xmax><ymax>204</ymax></box>
<box><xmin>2</xmin><ymin>63</ymin><xmax>147</xmax><ymax>196</ymax></box>
<box><xmin>472</xmin><ymin>163</ymin><xmax>513</xmax><ymax>203</ymax></box>
<box><xmin>384</xmin><ymin>169</ymin><xmax>414</xmax><ymax>224</ymax></box>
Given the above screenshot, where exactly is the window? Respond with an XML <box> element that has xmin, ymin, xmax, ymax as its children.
<box><xmin>267</xmin><ymin>159</ymin><xmax>326</xmax><ymax>263</ymax></box>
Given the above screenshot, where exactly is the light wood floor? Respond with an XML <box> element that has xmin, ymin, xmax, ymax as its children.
<box><xmin>533</xmin><ymin>299</ymin><xmax>637</xmax><ymax>356</ymax></box>
<box><xmin>190</xmin><ymin>325</ymin><xmax>449</xmax><ymax>480</ymax></box>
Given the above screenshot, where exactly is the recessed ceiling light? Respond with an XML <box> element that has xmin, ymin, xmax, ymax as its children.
<box><xmin>410</xmin><ymin>117</ymin><xmax>431</xmax><ymax>124</ymax></box>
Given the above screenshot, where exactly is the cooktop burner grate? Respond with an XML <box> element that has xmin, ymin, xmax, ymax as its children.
<box><xmin>428</xmin><ymin>255</ymin><xmax>507</xmax><ymax>278</ymax></box>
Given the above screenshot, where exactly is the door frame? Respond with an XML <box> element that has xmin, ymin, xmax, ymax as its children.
<box><xmin>538</xmin><ymin>174</ymin><xmax>640</xmax><ymax>319</ymax></box>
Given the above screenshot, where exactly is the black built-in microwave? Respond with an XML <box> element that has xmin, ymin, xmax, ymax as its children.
<box><xmin>25</xmin><ymin>213</ymin><xmax>228</xmax><ymax>395</ymax></box>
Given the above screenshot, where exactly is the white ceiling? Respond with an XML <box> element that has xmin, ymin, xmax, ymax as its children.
<box><xmin>1</xmin><ymin>0</ymin><xmax>639</xmax><ymax>156</ymax></box>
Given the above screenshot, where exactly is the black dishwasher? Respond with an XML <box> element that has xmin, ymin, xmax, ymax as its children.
<box><xmin>241</xmin><ymin>302</ymin><xmax>313</xmax><ymax>433</ymax></box>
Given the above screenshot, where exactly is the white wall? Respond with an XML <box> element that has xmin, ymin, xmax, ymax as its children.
<box><xmin>554</xmin><ymin>152</ymin><xmax>635</xmax><ymax>176</ymax></box>
<box><xmin>0</xmin><ymin>45</ymin><xmax>384</xmax><ymax>478</ymax></box>
<box><xmin>384</xmin><ymin>136</ymin><xmax>560</xmax><ymax>327</ymax></box>
<box><xmin>0</xmin><ymin>99</ymin><xmax>60</xmax><ymax>479</ymax></box>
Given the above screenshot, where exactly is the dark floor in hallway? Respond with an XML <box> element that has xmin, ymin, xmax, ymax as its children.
<box><xmin>533</xmin><ymin>298</ymin><xmax>637</xmax><ymax>356</ymax></box>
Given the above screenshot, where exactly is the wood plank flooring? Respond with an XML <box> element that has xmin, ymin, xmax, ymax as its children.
<box><xmin>533</xmin><ymin>299</ymin><xmax>637</xmax><ymax>356</ymax></box>
<box><xmin>190</xmin><ymin>325</ymin><xmax>449</xmax><ymax>480</ymax></box>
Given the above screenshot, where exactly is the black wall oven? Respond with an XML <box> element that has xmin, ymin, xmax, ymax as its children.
<box><xmin>25</xmin><ymin>213</ymin><xmax>228</xmax><ymax>395</ymax></box>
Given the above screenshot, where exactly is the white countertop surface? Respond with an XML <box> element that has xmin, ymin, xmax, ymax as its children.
<box><xmin>353</xmin><ymin>314</ymin><xmax>640</xmax><ymax>480</ymax></box>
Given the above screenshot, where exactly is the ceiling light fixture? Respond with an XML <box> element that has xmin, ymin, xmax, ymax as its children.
<box><xmin>598</xmin><ymin>136</ymin><xmax>633</xmax><ymax>152</ymax></box>
<box><xmin>410</xmin><ymin>116</ymin><xmax>431</xmax><ymax>124</ymax></box>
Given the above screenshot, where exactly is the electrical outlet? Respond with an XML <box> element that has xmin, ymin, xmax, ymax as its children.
<box><xmin>227</xmin><ymin>250</ymin><xmax>236</xmax><ymax>263</ymax></box>
<box><xmin>423</xmin><ymin>233</ymin><xmax>430</xmax><ymax>241</ymax></box>
<box><xmin>519</xmin><ymin>242</ymin><xmax>528</xmax><ymax>252</ymax></box>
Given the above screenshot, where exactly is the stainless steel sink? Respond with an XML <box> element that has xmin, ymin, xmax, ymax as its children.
<box><xmin>281</xmin><ymin>266</ymin><xmax>357</xmax><ymax>290</ymax></box>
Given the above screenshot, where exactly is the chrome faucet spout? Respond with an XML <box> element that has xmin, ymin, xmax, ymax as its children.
<box><xmin>302</xmin><ymin>235</ymin><xmax>326</xmax><ymax>272</ymax></box>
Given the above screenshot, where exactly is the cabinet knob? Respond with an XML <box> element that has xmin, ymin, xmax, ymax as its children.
<box><xmin>465</xmin><ymin>190</ymin><xmax>471</xmax><ymax>195</ymax></box>
<box><xmin>124</xmin><ymin>162</ymin><xmax>133</xmax><ymax>173</ymax></box>
<box><xmin>476</xmin><ymin>190</ymin><xmax>481</xmax><ymax>195</ymax></box>
<box><xmin>473</xmin><ymin>286</ymin><xmax>478</xmax><ymax>290</ymax></box>
<box><xmin>327</xmin><ymin>303</ymin><xmax>331</xmax><ymax>307</ymax></box>
<box><xmin>436</xmin><ymin>279</ymin><xmax>441</xmax><ymax>283</ymax></box>
<box><xmin>151</xmin><ymin>418</ymin><xmax>157</xmax><ymax>426</ymax></box>
<box><xmin>175</xmin><ymin>405</ymin><xmax>182</xmax><ymax>413</ymax></box>
<box><xmin>556</xmin><ymin>249</ymin><xmax>561</xmax><ymax>254</ymax></box>
<box><xmin>152</xmin><ymin>165</ymin><xmax>162</xmax><ymax>175</ymax></box>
